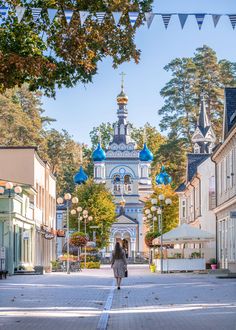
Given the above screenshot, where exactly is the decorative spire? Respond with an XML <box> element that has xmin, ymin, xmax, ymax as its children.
<box><xmin>117</xmin><ymin>72</ymin><xmax>128</xmax><ymax>105</ymax></box>
<box><xmin>120</xmin><ymin>71</ymin><xmax>126</xmax><ymax>93</ymax></box>
<box><xmin>198</xmin><ymin>94</ymin><xmax>210</xmax><ymax>132</ymax></box>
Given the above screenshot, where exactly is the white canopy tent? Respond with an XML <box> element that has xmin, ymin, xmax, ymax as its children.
<box><xmin>152</xmin><ymin>223</ymin><xmax>215</xmax><ymax>272</ymax></box>
<box><xmin>152</xmin><ymin>223</ymin><xmax>215</xmax><ymax>245</ymax></box>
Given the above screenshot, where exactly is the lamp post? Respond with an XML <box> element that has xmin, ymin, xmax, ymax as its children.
<box><xmin>82</xmin><ymin>211</ymin><xmax>93</xmax><ymax>269</ymax></box>
<box><xmin>0</xmin><ymin>182</ymin><xmax>22</xmax><ymax>275</ymax></box>
<box><xmin>152</xmin><ymin>195</ymin><xmax>172</xmax><ymax>274</ymax></box>
<box><xmin>57</xmin><ymin>193</ymin><xmax>72</xmax><ymax>274</ymax></box>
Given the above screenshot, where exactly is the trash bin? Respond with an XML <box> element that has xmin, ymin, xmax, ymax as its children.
<box><xmin>34</xmin><ymin>266</ymin><xmax>44</xmax><ymax>275</ymax></box>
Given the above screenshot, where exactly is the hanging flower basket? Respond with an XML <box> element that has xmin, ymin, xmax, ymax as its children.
<box><xmin>70</xmin><ymin>232</ymin><xmax>88</xmax><ymax>247</ymax></box>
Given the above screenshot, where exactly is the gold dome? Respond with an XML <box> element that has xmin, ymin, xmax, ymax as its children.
<box><xmin>117</xmin><ymin>90</ymin><xmax>128</xmax><ymax>105</ymax></box>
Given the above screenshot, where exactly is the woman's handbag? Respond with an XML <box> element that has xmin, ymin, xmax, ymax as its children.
<box><xmin>125</xmin><ymin>269</ymin><xmax>128</xmax><ymax>277</ymax></box>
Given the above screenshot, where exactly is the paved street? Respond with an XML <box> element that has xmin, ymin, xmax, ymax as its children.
<box><xmin>0</xmin><ymin>265</ymin><xmax>235</xmax><ymax>330</ymax></box>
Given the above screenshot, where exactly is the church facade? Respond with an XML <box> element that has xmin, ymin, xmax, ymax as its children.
<box><xmin>92</xmin><ymin>83</ymin><xmax>153</xmax><ymax>257</ymax></box>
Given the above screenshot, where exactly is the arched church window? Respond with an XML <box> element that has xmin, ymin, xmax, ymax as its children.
<box><xmin>113</xmin><ymin>175</ymin><xmax>121</xmax><ymax>194</ymax></box>
<box><xmin>194</xmin><ymin>143</ymin><xmax>200</xmax><ymax>154</ymax></box>
<box><xmin>124</xmin><ymin>175</ymin><xmax>132</xmax><ymax>193</ymax></box>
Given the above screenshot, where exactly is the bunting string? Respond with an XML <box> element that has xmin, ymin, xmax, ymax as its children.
<box><xmin>0</xmin><ymin>5</ymin><xmax>235</xmax><ymax>30</ymax></box>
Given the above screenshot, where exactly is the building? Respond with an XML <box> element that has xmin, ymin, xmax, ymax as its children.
<box><xmin>0</xmin><ymin>147</ymin><xmax>56</xmax><ymax>272</ymax></box>
<box><xmin>93</xmin><ymin>82</ymin><xmax>152</xmax><ymax>257</ymax></box>
<box><xmin>212</xmin><ymin>87</ymin><xmax>236</xmax><ymax>272</ymax></box>
<box><xmin>176</xmin><ymin>95</ymin><xmax>217</xmax><ymax>261</ymax></box>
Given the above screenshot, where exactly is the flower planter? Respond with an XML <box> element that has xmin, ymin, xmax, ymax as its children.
<box><xmin>211</xmin><ymin>264</ymin><xmax>217</xmax><ymax>270</ymax></box>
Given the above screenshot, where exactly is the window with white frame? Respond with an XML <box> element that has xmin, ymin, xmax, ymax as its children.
<box><xmin>182</xmin><ymin>200</ymin><xmax>186</xmax><ymax>219</ymax></box>
<box><xmin>113</xmin><ymin>175</ymin><xmax>121</xmax><ymax>194</ymax></box>
<box><xmin>209</xmin><ymin>176</ymin><xmax>216</xmax><ymax>210</ymax></box>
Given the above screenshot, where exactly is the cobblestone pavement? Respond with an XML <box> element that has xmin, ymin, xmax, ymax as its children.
<box><xmin>0</xmin><ymin>265</ymin><xmax>236</xmax><ymax>330</ymax></box>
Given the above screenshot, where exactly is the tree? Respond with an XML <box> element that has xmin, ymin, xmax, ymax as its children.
<box><xmin>89</xmin><ymin>122</ymin><xmax>114</xmax><ymax>150</ymax></box>
<box><xmin>45</xmin><ymin>129</ymin><xmax>83</xmax><ymax>195</ymax></box>
<box><xmin>0</xmin><ymin>0</ymin><xmax>153</xmax><ymax>97</ymax></box>
<box><xmin>144</xmin><ymin>184</ymin><xmax>179</xmax><ymax>234</ymax></box>
<box><xmin>159</xmin><ymin>45</ymin><xmax>236</xmax><ymax>146</ymax></box>
<box><xmin>71</xmin><ymin>179</ymin><xmax>116</xmax><ymax>248</ymax></box>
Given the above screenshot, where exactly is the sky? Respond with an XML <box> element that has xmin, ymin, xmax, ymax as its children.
<box><xmin>42</xmin><ymin>0</ymin><xmax>236</xmax><ymax>146</ymax></box>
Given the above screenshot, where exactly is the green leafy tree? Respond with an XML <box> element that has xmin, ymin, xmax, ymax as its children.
<box><xmin>89</xmin><ymin>122</ymin><xmax>114</xmax><ymax>150</ymax></box>
<box><xmin>0</xmin><ymin>0</ymin><xmax>153</xmax><ymax>97</ymax></box>
<box><xmin>159</xmin><ymin>45</ymin><xmax>236</xmax><ymax>145</ymax></box>
<box><xmin>71</xmin><ymin>179</ymin><xmax>116</xmax><ymax>248</ymax></box>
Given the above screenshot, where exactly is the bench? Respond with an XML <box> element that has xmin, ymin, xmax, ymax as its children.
<box><xmin>0</xmin><ymin>270</ymin><xmax>8</xmax><ymax>279</ymax></box>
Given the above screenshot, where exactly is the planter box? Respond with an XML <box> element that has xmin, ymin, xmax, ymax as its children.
<box><xmin>154</xmin><ymin>258</ymin><xmax>206</xmax><ymax>272</ymax></box>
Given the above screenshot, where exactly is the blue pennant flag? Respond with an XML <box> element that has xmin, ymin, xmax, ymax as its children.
<box><xmin>162</xmin><ymin>14</ymin><xmax>172</xmax><ymax>29</ymax></box>
<box><xmin>95</xmin><ymin>12</ymin><xmax>106</xmax><ymax>24</ymax></box>
<box><xmin>0</xmin><ymin>5</ymin><xmax>8</xmax><ymax>24</ymax></box>
<box><xmin>79</xmin><ymin>11</ymin><xmax>89</xmax><ymax>26</ymax></box>
<box><xmin>16</xmin><ymin>6</ymin><xmax>26</xmax><ymax>23</ymax></box>
<box><xmin>178</xmin><ymin>14</ymin><xmax>188</xmax><ymax>29</ymax></box>
<box><xmin>228</xmin><ymin>14</ymin><xmax>236</xmax><ymax>29</ymax></box>
<box><xmin>112</xmin><ymin>12</ymin><xmax>122</xmax><ymax>26</ymax></box>
<box><xmin>212</xmin><ymin>14</ymin><xmax>221</xmax><ymax>28</ymax></box>
<box><xmin>195</xmin><ymin>14</ymin><xmax>205</xmax><ymax>30</ymax></box>
<box><xmin>64</xmin><ymin>9</ymin><xmax>74</xmax><ymax>25</ymax></box>
<box><xmin>31</xmin><ymin>8</ymin><xmax>42</xmax><ymax>22</ymax></box>
<box><xmin>128</xmin><ymin>12</ymin><xmax>139</xmax><ymax>28</ymax></box>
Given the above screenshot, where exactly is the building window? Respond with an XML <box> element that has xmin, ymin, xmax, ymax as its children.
<box><xmin>209</xmin><ymin>176</ymin><xmax>216</xmax><ymax>210</ymax></box>
<box><xmin>182</xmin><ymin>200</ymin><xmax>186</xmax><ymax>218</ymax></box>
<box><xmin>113</xmin><ymin>175</ymin><xmax>121</xmax><ymax>194</ymax></box>
<box><xmin>194</xmin><ymin>144</ymin><xmax>200</xmax><ymax>154</ymax></box>
<box><xmin>124</xmin><ymin>175</ymin><xmax>132</xmax><ymax>193</ymax></box>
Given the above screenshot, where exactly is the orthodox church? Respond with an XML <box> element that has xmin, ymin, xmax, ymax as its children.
<box><xmin>92</xmin><ymin>80</ymin><xmax>153</xmax><ymax>257</ymax></box>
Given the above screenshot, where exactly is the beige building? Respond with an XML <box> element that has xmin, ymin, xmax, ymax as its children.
<box><xmin>212</xmin><ymin>88</ymin><xmax>236</xmax><ymax>272</ymax></box>
<box><xmin>176</xmin><ymin>96</ymin><xmax>217</xmax><ymax>261</ymax></box>
<box><xmin>0</xmin><ymin>146</ymin><xmax>56</xmax><ymax>272</ymax></box>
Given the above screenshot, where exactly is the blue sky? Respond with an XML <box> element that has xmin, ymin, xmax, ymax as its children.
<box><xmin>42</xmin><ymin>0</ymin><xmax>236</xmax><ymax>146</ymax></box>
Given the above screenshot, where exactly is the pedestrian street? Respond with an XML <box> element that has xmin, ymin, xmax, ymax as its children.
<box><xmin>0</xmin><ymin>265</ymin><xmax>235</xmax><ymax>330</ymax></box>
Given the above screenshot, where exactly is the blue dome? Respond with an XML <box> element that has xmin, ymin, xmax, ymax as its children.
<box><xmin>156</xmin><ymin>165</ymin><xmax>172</xmax><ymax>185</ymax></box>
<box><xmin>74</xmin><ymin>166</ymin><xmax>88</xmax><ymax>185</ymax></box>
<box><xmin>139</xmin><ymin>143</ymin><xmax>153</xmax><ymax>162</ymax></box>
<box><xmin>92</xmin><ymin>143</ymin><xmax>106</xmax><ymax>162</ymax></box>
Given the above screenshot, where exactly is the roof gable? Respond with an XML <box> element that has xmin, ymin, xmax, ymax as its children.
<box><xmin>115</xmin><ymin>214</ymin><xmax>138</xmax><ymax>225</ymax></box>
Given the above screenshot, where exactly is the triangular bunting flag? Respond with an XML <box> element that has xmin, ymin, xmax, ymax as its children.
<box><xmin>128</xmin><ymin>12</ymin><xmax>139</xmax><ymax>28</ymax></box>
<box><xmin>145</xmin><ymin>12</ymin><xmax>155</xmax><ymax>29</ymax></box>
<box><xmin>95</xmin><ymin>12</ymin><xmax>106</xmax><ymax>24</ymax></box>
<box><xmin>212</xmin><ymin>14</ymin><xmax>221</xmax><ymax>28</ymax></box>
<box><xmin>195</xmin><ymin>14</ymin><xmax>205</xmax><ymax>30</ymax></box>
<box><xmin>228</xmin><ymin>14</ymin><xmax>236</xmax><ymax>29</ymax></box>
<box><xmin>112</xmin><ymin>12</ymin><xmax>122</xmax><ymax>26</ymax></box>
<box><xmin>0</xmin><ymin>5</ymin><xmax>8</xmax><ymax>23</ymax></box>
<box><xmin>15</xmin><ymin>6</ymin><xmax>26</xmax><ymax>23</ymax></box>
<box><xmin>79</xmin><ymin>11</ymin><xmax>89</xmax><ymax>26</ymax></box>
<box><xmin>64</xmin><ymin>9</ymin><xmax>74</xmax><ymax>25</ymax></box>
<box><xmin>47</xmin><ymin>8</ymin><xmax>58</xmax><ymax>24</ymax></box>
<box><xmin>31</xmin><ymin>8</ymin><xmax>42</xmax><ymax>22</ymax></box>
<box><xmin>162</xmin><ymin>14</ymin><xmax>171</xmax><ymax>29</ymax></box>
<box><xmin>178</xmin><ymin>14</ymin><xmax>188</xmax><ymax>29</ymax></box>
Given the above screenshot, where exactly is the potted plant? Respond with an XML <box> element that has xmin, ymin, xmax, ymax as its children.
<box><xmin>210</xmin><ymin>258</ymin><xmax>217</xmax><ymax>270</ymax></box>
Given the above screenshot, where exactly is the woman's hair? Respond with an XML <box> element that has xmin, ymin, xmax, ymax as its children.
<box><xmin>114</xmin><ymin>242</ymin><xmax>123</xmax><ymax>259</ymax></box>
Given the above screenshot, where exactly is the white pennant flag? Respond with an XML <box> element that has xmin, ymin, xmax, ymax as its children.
<box><xmin>128</xmin><ymin>12</ymin><xmax>139</xmax><ymax>28</ymax></box>
<box><xmin>15</xmin><ymin>6</ymin><xmax>26</xmax><ymax>23</ymax></box>
<box><xmin>145</xmin><ymin>12</ymin><xmax>155</xmax><ymax>29</ymax></box>
<box><xmin>47</xmin><ymin>9</ymin><xmax>58</xmax><ymax>24</ymax></box>
<box><xmin>162</xmin><ymin>14</ymin><xmax>172</xmax><ymax>29</ymax></box>
<box><xmin>112</xmin><ymin>12</ymin><xmax>122</xmax><ymax>26</ymax></box>
<box><xmin>79</xmin><ymin>11</ymin><xmax>89</xmax><ymax>26</ymax></box>
<box><xmin>64</xmin><ymin>9</ymin><xmax>74</xmax><ymax>25</ymax></box>
<box><xmin>31</xmin><ymin>8</ymin><xmax>42</xmax><ymax>22</ymax></box>
<box><xmin>96</xmin><ymin>12</ymin><xmax>106</xmax><ymax>24</ymax></box>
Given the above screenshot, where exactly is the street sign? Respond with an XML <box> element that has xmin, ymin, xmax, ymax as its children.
<box><xmin>23</xmin><ymin>232</ymin><xmax>29</xmax><ymax>240</ymax></box>
<box><xmin>89</xmin><ymin>226</ymin><xmax>100</xmax><ymax>229</ymax></box>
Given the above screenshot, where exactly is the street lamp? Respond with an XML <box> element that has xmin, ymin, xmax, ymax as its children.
<box><xmin>83</xmin><ymin>212</ymin><xmax>93</xmax><ymax>269</ymax></box>
<box><xmin>153</xmin><ymin>195</ymin><xmax>172</xmax><ymax>274</ymax></box>
<box><xmin>0</xmin><ymin>182</ymin><xmax>22</xmax><ymax>274</ymax></box>
<box><xmin>57</xmin><ymin>193</ymin><xmax>71</xmax><ymax>274</ymax></box>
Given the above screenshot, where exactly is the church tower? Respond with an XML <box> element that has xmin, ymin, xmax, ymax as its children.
<box><xmin>93</xmin><ymin>75</ymin><xmax>153</xmax><ymax>257</ymax></box>
<box><xmin>191</xmin><ymin>94</ymin><xmax>216</xmax><ymax>154</ymax></box>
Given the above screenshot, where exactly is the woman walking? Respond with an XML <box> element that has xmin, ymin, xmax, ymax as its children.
<box><xmin>111</xmin><ymin>242</ymin><xmax>127</xmax><ymax>290</ymax></box>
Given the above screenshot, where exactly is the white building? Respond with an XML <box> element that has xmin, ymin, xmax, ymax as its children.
<box><xmin>0</xmin><ymin>146</ymin><xmax>56</xmax><ymax>272</ymax></box>
<box><xmin>176</xmin><ymin>96</ymin><xmax>217</xmax><ymax>261</ymax></box>
<box><xmin>212</xmin><ymin>88</ymin><xmax>236</xmax><ymax>272</ymax></box>
<box><xmin>93</xmin><ymin>83</ymin><xmax>152</xmax><ymax>257</ymax></box>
